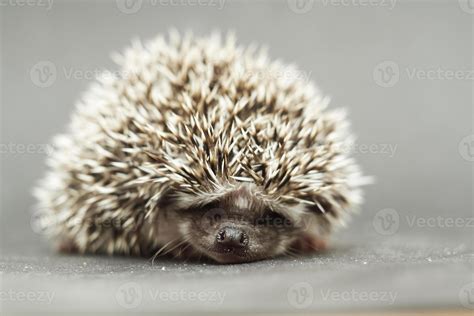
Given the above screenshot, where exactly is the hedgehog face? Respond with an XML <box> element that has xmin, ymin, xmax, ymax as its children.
<box><xmin>175</xmin><ymin>188</ymin><xmax>300</xmax><ymax>263</ymax></box>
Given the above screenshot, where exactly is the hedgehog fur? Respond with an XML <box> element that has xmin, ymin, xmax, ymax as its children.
<box><xmin>34</xmin><ymin>31</ymin><xmax>368</xmax><ymax>261</ymax></box>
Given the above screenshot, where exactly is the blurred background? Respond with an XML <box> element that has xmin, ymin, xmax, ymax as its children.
<box><xmin>1</xmin><ymin>0</ymin><xmax>473</xmax><ymax>314</ymax></box>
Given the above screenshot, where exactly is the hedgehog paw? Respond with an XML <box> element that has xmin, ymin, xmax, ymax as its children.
<box><xmin>291</xmin><ymin>234</ymin><xmax>327</xmax><ymax>254</ymax></box>
<box><xmin>57</xmin><ymin>239</ymin><xmax>79</xmax><ymax>254</ymax></box>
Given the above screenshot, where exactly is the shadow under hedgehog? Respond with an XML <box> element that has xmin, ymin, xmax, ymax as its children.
<box><xmin>34</xmin><ymin>32</ymin><xmax>370</xmax><ymax>264</ymax></box>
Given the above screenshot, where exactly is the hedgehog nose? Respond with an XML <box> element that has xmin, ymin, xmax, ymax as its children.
<box><xmin>216</xmin><ymin>227</ymin><xmax>249</xmax><ymax>251</ymax></box>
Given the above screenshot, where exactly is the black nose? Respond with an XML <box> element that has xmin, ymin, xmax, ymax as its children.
<box><xmin>216</xmin><ymin>227</ymin><xmax>249</xmax><ymax>252</ymax></box>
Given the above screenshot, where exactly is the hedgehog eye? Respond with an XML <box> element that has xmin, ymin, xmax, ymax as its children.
<box><xmin>201</xmin><ymin>200</ymin><xmax>221</xmax><ymax>211</ymax></box>
<box><xmin>259</xmin><ymin>210</ymin><xmax>292</xmax><ymax>227</ymax></box>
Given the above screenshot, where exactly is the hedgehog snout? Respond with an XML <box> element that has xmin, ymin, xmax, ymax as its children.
<box><xmin>215</xmin><ymin>226</ymin><xmax>249</xmax><ymax>253</ymax></box>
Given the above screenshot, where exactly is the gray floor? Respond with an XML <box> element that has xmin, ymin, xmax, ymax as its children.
<box><xmin>1</xmin><ymin>0</ymin><xmax>473</xmax><ymax>314</ymax></box>
<box><xmin>1</xmin><ymin>222</ymin><xmax>473</xmax><ymax>313</ymax></box>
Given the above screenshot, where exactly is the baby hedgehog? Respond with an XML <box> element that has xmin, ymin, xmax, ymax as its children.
<box><xmin>34</xmin><ymin>32</ymin><xmax>368</xmax><ymax>264</ymax></box>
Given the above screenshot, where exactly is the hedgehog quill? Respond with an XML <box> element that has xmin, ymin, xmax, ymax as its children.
<box><xmin>34</xmin><ymin>32</ymin><xmax>370</xmax><ymax>264</ymax></box>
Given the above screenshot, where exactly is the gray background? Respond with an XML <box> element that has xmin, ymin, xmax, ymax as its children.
<box><xmin>1</xmin><ymin>0</ymin><xmax>473</xmax><ymax>313</ymax></box>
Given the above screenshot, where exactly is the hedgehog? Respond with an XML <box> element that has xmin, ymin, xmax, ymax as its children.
<box><xmin>34</xmin><ymin>31</ymin><xmax>369</xmax><ymax>264</ymax></box>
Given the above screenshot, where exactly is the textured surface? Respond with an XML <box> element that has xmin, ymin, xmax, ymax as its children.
<box><xmin>1</xmin><ymin>227</ymin><xmax>473</xmax><ymax>313</ymax></box>
<box><xmin>1</xmin><ymin>0</ymin><xmax>473</xmax><ymax>314</ymax></box>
